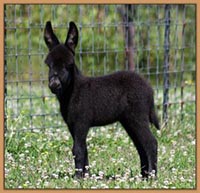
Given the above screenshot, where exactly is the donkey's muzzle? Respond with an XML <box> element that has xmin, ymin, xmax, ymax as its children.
<box><xmin>49</xmin><ymin>76</ymin><xmax>61</xmax><ymax>94</ymax></box>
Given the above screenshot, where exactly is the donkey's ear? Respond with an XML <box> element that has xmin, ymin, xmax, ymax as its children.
<box><xmin>65</xmin><ymin>21</ymin><xmax>78</xmax><ymax>51</ymax></box>
<box><xmin>44</xmin><ymin>21</ymin><xmax>60</xmax><ymax>51</ymax></box>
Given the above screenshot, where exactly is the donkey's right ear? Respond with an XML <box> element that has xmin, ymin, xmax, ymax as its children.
<box><xmin>65</xmin><ymin>21</ymin><xmax>78</xmax><ymax>51</ymax></box>
<box><xmin>44</xmin><ymin>21</ymin><xmax>60</xmax><ymax>51</ymax></box>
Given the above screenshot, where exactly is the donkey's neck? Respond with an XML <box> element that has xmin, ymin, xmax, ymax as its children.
<box><xmin>73</xmin><ymin>63</ymin><xmax>82</xmax><ymax>76</ymax></box>
<box><xmin>57</xmin><ymin>63</ymin><xmax>82</xmax><ymax>109</ymax></box>
<box><xmin>58</xmin><ymin>63</ymin><xmax>85</xmax><ymax>122</ymax></box>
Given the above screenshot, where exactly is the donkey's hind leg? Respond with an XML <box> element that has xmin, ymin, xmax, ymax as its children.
<box><xmin>120</xmin><ymin>116</ymin><xmax>157</xmax><ymax>179</ymax></box>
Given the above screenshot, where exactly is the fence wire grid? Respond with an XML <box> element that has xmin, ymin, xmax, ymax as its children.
<box><xmin>4</xmin><ymin>4</ymin><xmax>196</xmax><ymax>132</ymax></box>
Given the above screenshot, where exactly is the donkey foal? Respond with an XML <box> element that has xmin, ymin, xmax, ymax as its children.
<box><xmin>44</xmin><ymin>21</ymin><xmax>160</xmax><ymax>179</ymax></box>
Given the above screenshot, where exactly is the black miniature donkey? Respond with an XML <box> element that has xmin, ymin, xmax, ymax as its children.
<box><xmin>44</xmin><ymin>21</ymin><xmax>160</xmax><ymax>179</ymax></box>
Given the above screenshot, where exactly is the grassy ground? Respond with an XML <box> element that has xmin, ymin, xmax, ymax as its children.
<box><xmin>5</xmin><ymin>82</ymin><xmax>196</xmax><ymax>189</ymax></box>
<box><xmin>5</xmin><ymin>112</ymin><xmax>196</xmax><ymax>189</ymax></box>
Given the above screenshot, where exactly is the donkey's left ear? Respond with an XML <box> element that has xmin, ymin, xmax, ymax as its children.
<box><xmin>65</xmin><ymin>21</ymin><xmax>78</xmax><ymax>51</ymax></box>
<box><xmin>44</xmin><ymin>21</ymin><xmax>60</xmax><ymax>51</ymax></box>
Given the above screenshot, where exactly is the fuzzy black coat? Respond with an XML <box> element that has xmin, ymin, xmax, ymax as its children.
<box><xmin>44</xmin><ymin>21</ymin><xmax>160</xmax><ymax>179</ymax></box>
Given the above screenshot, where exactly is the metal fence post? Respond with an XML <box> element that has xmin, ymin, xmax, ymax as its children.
<box><xmin>118</xmin><ymin>5</ymin><xmax>135</xmax><ymax>71</ymax></box>
<box><xmin>125</xmin><ymin>4</ymin><xmax>135</xmax><ymax>71</ymax></box>
<box><xmin>163</xmin><ymin>4</ymin><xmax>171</xmax><ymax>123</ymax></box>
<box><xmin>4</xmin><ymin>5</ymin><xmax>7</xmax><ymax>134</ymax></box>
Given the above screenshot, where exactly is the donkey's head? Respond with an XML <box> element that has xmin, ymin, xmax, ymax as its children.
<box><xmin>44</xmin><ymin>21</ymin><xmax>78</xmax><ymax>95</ymax></box>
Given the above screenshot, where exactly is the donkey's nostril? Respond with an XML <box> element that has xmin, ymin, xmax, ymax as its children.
<box><xmin>49</xmin><ymin>78</ymin><xmax>61</xmax><ymax>94</ymax></box>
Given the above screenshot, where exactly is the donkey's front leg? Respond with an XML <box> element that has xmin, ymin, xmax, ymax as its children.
<box><xmin>72</xmin><ymin>126</ymin><xmax>89</xmax><ymax>178</ymax></box>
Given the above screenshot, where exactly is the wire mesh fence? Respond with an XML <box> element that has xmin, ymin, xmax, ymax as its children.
<box><xmin>4</xmin><ymin>4</ymin><xmax>196</xmax><ymax>132</ymax></box>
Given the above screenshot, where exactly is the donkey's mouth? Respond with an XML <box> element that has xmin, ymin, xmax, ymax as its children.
<box><xmin>50</xmin><ymin>86</ymin><xmax>62</xmax><ymax>94</ymax></box>
<box><xmin>49</xmin><ymin>78</ymin><xmax>62</xmax><ymax>94</ymax></box>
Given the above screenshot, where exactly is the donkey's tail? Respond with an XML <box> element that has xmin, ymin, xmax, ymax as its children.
<box><xmin>149</xmin><ymin>101</ymin><xmax>160</xmax><ymax>130</ymax></box>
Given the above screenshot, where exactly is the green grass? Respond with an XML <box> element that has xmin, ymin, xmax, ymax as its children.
<box><xmin>5</xmin><ymin>82</ymin><xmax>196</xmax><ymax>189</ymax></box>
<box><xmin>5</xmin><ymin>111</ymin><xmax>196</xmax><ymax>189</ymax></box>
